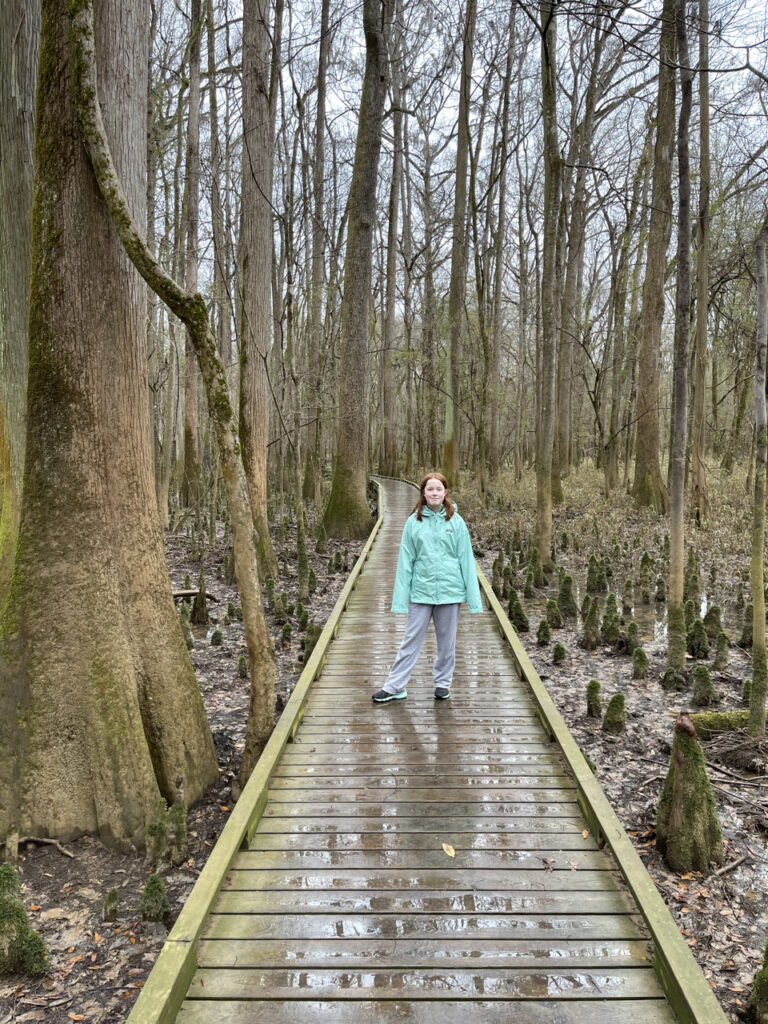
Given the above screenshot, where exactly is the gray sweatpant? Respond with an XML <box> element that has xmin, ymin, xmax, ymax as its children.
<box><xmin>382</xmin><ymin>602</ymin><xmax>461</xmax><ymax>694</ymax></box>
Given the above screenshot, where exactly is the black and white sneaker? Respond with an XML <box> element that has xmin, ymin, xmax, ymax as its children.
<box><xmin>434</xmin><ymin>687</ymin><xmax>451</xmax><ymax>700</ymax></box>
<box><xmin>372</xmin><ymin>689</ymin><xmax>407</xmax><ymax>703</ymax></box>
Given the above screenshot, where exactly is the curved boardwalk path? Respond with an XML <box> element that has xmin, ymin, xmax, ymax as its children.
<box><xmin>171</xmin><ymin>479</ymin><xmax>717</xmax><ymax>1024</ymax></box>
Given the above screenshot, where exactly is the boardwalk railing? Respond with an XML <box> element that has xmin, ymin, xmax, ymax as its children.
<box><xmin>129</xmin><ymin>477</ymin><xmax>728</xmax><ymax>1024</ymax></box>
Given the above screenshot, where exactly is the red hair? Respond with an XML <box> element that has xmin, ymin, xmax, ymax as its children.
<box><xmin>413</xmin><ymin>472</ymin><xmax>455</xmax><ymax>521</ymax></box>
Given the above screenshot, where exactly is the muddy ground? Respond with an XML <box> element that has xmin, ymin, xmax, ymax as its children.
<box><xmin>2</xmin><ymin>469</ymin><xmax>766</xmax><ymax>1022</ymax></box>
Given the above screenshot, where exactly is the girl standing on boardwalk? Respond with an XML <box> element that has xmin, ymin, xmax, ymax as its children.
<box><xmin>372</xmin><ymin>472</ymin><xmax>484</xmax><ymax>703</ymax></box>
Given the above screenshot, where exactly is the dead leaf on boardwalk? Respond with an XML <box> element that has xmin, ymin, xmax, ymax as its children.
<box><xmin>441</xmin><ymin>843</ymin><xmax>455</xmax><ymax>858</ymax></box>
<box><xmin>542</xmin><ymin>858</ymin><xmax>555</xmax><ymax>872</ymax></box>
<box><xmin>582</xmin><ymin>830</ymin><xmax>589</xmax><ymax>839</ymax></box>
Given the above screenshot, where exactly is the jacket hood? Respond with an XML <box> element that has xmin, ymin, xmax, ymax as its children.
<box><xmin>422</xmin><ymin>501</ymin><xmax>457</xmax><ymax>517</ymax></box>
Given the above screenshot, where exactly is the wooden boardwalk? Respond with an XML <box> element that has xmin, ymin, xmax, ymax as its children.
<box><xmin>132</xmin><ymin>478</ymin><xmax>728</xmax><ymax>1024</ymax></box>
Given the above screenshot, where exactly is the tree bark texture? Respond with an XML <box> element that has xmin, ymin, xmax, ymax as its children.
<box><xmin>749</xmin><ymin>222</ymin><xmax>768</xmax><ymax>739</ymax></box>
<box><xmin>442</xmin><ymin>0</ymin><xmax>476</xmax><ymax>486</ymax></box>
<box><xmin>324</xmin><ymin>0</ymin><xmax>389</xmax><ymax>538</ymax></box>
<box><xmin>632</xmin><ymin>0</ymin><xmax>675</xmax><ymax>513</ymax></box>
<box><xmin>0</xmin><ymin>0</ymin><xmax>218</xmax><ymax>846</ymax></box>
<box><xmin>691</xmin><ymin>0</ymin><xmax>710</xmax><ymax>522</ymax></box>
<box><xmin>0</xmin><ymin>0</ymin><xmax>39</xmax><ymax>604</ymax></box>
<box><xmin>67</xmin><ymin>0</ymin><xmax>276</xmax><ymax>786</ymax></box>
<box><xmin>240</xmin><ymin>0</ymin><xmax>278</xmax><ymax>578</ymax></box>
<box><xmin>182</xmin><ymin>0</ymin><xmax>203</xmax><ymax>507</ymax></box>
<box><xmin>536</xmin><ymin>0</ymin><xmax>561</xmax><ymax>564</ymax></box>
<box><xmin>667</xmin><ymin>0</ymin><xmax>692</xmax><ymax>672</ymax></box>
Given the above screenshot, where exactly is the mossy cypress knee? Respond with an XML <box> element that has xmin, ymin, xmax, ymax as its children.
<box><xmin>703</xmin><ymin>604</ymin><xmax>722</xmax><ymax>639</ymax></box>
<box><xmin>546</xmin><ymin>599</ymin><xmax>563</xmax><ymax>628</ymax></box>
<box><xmin>529</xmin><ymin>545</ymin><xmax>547</xmax><ymax>588</ymax></box>
<box><xmin>524</xmin><ymin>568</ymin><xmax>535</xmax><ymax>598</ymax></box>
<box><xmin>602</xmin><ymin>693</ymin><xmax>626</xmax><ymax>734</ymax></box>
<box><xmin>623</xmin><ymin>620</ymin><xmax>640</xmax><ymax>655</ymax></box>
<box><xmin>742</xmin><ymin>678</ymin><xmax>752</xmax><ymax>706</ymax></box>
<box><xmin>0</xmin><ymin>864</ymin><xmax>48</xmax><ymax>977</ymax></box>
<box><xmin>586</xmin><ymin>679</ymin><xmax>602</xmax><ymax>718</ymax></box>
<box><xmin>553</xmin><ymin>642</ymin><xmax>567</xmax><ymax>664</ymax></box>
<box><xmin>210</xmin><ymin>628</ymin><xmax>223</xmax><ymax>646</ymax></box>
<box><xmin>684</xmin><ymin>548</ymin><xmax>701</xmax><ymax>605</ymax></box>
<box><xmin>315</xmin><ymin>522</ymin><xmax>328</xmax><ymax>554</ymax></box>
<box><xmin>580</xmin><ymin>597</ymin><xmax>601</xmax><ymax>651</ymax></box>
<box><xmin>655</xmin><ymin>576</ymin><xmax>666</xmax><ymax>602</ymax></box>
<box><xmin>536</xmin><ymin>619</ymin><xmax>551</xmax><ymax>646</ymax></box>
<box><xmin>712</xmin><ymin>632</ymin><xmax>729</xmax><ymax>672</ymax></box>
<box><xmin>104</xmin><ymin>888</ymin><xmax>119</xmax><ymax>922</ymax></box>
<box><xmin>684</xmin><ymin>599</ymin><xmax>696</xmax><ymax>632</ymax></box>
<box><xmin>692</xmin><ymin>665</ymin><xmax>718</xmax><ymax>707</ymax></box>
<box><xmin>686</xmin><ymin>618</ymin><xmax>710</xmax><ymax>659</ymax></box>
<box><xmin>139</xmin><ymin>873</ymin><xmax>172</xmax><ymax>925</ymax></box>
<box><xmin>740</xmin><ymin>603</ymin><xmax>754</xmax><ymax>648</ymax></box>
<box><xmin>580</xmin><ymin>592</ymin><xmax>592</xmax><ymax>621</ymax></box>
<box><xmin>508</xmin><ymin>593</ymin><xmax>529</xmax><ymax>633</ymax></box>
<box><xmin>558</xmin><ymin>574</ymin><xmax>578</xmax><ymax>618</ymax></box>
<box><xmin>748</xmin><ymin>937</ymin><xmax>768</xmax><ymax>1021</ymax></box>
<box><xmin>656</xmin><ymin>715</ymin><xmax>724</xmax><ymax>873</ymax></box>
<box><xmin>190</xmin><ymin>570</ymin><xmax>209</xmax><ymax>625</ymax></box>
<box><xmin>632</xmin><ymin>647</ymin><xmax>649</xmax><ymax>680</ymax></box>
<box><xmin>622</xmin><ymin>578</ymin><xmax>634</xmax><ymax>614</ymax></box>
<box><xmin>662</xmin><ymin>667</ymin><xmax>688</xmax><ymax>691</ymax></box>
<box><xmin>586</xmin><ymin>555</ymin><xmax>601</xmax><ymax>592</ymax></box>
<box><xmin>280</xmin><ymin>622</ymin><xmax>292</xmax><ymax>647</ymax></box>
<box><xmin>600</xmin><ymin>595</ymin><xmax>621</xmax><ymax>647</ymax></box>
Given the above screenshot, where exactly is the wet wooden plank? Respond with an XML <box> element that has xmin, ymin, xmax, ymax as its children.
<box><xmin>247</xmin><ymin>831</ymin><xmax>597</xmax><ymax>852</ymax></box>
<box><xmin>251</xmin><ymin>814</ymin><xmax>589</xmax><ymax>835</ymax></box>
<box><xmin>211</xmin><ymin>888</ymin><xmax>638</xmax><ymax>917</ymax></box>
<box><xmin>258</xmin><ymin>800</ymin><xmax>580</xmax><ymax>818</ymax></box>
<box><xmin>202</xmin><ymin>912</ymin><xmax>646</xmax><ymax>941</ymax></box>
<box><xmin>221</xmin><ymin>868</ymin><xmax>620</xmax><ymax>892</ymax></box>
<box><xmin>178</xmin><ymin>999</ymin><xmax>678</xmax><ymax>1024</ymax></box>
<box><xmin>233</xmin><ymin>849</ymin><xmax>610</xmax><ymax>871</ymax></box>
<box><xmin>265</xmin><ymin>787</ymin><xmax>577</xmax><ymax>804</ymax></box>
<box><xmin>186</xmin><ymin>966</ymin><xmax>665</xmax><ymax>1000</ymax></box>
<box><xmin>196</xmin><ymin>937</ymin><xmax>654</xmax><ymax>969</ymax></box>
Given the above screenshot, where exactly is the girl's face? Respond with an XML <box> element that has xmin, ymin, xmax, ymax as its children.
<box><xmin>423</xmin><ymin>477</ymin><xmax>447</xmax><ymax>510</ymax></box>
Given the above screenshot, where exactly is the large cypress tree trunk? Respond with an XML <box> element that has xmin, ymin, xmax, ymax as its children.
<box><xmin>323</xmin><ymin>0</ymin><xmax>389</xmax><ymax>538</ymax></box>
<box><xmin>239</xmin><ymin>0</ymin><xmax>278</xmax><ymax>578</ymax></box>
<box><xmin>0</xmin><ymin>0</ymin><xmax>218</xmax><ymax>847</ymax></box>
<box><xmin>0</xmin><ymin>0</ymin><xmax>39</xmax><ymax>604</ymax></box>
<box><xmin>632</xmin><ymin>0</ymin><xmax>675</xmax><ymax>513</ymax></box>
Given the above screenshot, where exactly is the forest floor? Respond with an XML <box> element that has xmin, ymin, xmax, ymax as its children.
<box><xmin>1</xmin><ymin>466</ymin><xmax>766</xmax><ymax>1023</ymax></box>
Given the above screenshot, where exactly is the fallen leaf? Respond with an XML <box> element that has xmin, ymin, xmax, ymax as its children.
<box><xmin>93</xmin><ymin>932</ymin><xmax>101</xmax><ymax>944</ymax></box>
<box><xmin>542</xmin><ymin>859</ymin><xmax>555</xmax><ymax>872</ymax></box>
<box><xmin>219</xmin><ymin>805</ymin><xmax>230</xmax><ymax>811</ymax></box>
<box><xmin>68</xmin><ymin>1015</ymin><xmax>84</xmax><ymax>1021</ymax></box>
<box><xmin>441</xmin><ymin>843</ymin><xmax>455</xmax><ymax>858</ymax></box>
<box><xmin>27</xmin><ymin>905</ymin><xmax>41</xmax><ymax>912</ymax></box>
<box><xmin>582</xmin><ymin>830</ymin><xmax>589</xmax><ymax>839</ymax></box>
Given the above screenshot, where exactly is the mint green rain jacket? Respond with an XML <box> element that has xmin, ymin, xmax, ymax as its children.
<box><xmin>391</xmin><ymin>504</ymin><xmax>484</xmax><ymax>614</ymax></box>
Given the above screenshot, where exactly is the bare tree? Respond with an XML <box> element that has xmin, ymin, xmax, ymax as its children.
<box><xmin>324</xmin><ymin>0</ymin><xmax>390</xmax><ymax>538</ymax></box>
<box><xmin>632</xmin><ymin>0</ymin><xmax>675</xmax><ymax>513</ymax></box>
<box><xmin>667</xmin><ymin>0</ymin><xmax>693</xmax><ymax>672</ymax></box>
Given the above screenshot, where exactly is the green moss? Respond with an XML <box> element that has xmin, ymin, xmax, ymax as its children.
<box><xmin>210</xmin><ymin>629</ymin><xmax>223</xmax><ymax>646</ymax></box>
<box><xmin>703</xmin><ymin>604</ymin><xmax>722</xmax><ymax>638</ymax></box>
<box><xmin>662</xmin><ymin>667</ymin><xmax>687</xmax><ymax>691</ymax></box>
<box><xmin>536</xmin><ymin>619</ymin><xmax>551</xmax><ymax>646</ymax></box>
<box><xmin>190</xmin><ymin>571</ymin><xmax>209</xmax><ymax>626</ymax></box>
<box><xmin>713</xmin><ymin>632</ymin><xmax>729</xmax><ymax>672</ymax></box>
<box><xmin>740</xmin><ymin>603</ymin><xmax>754</xmax><ymax>648</ymax></box>
<box><xmin>602</xmin><ymin>693</ymin><xmax>626</xmax><ymax>734</ymax></box>
<box><xmin>580</xmin><ymin>597</ymin><xmax>600</xmax><ymax>651</ymax></box>
<box><xmin>686</xmin><ymin>618</ymin><xmax>710</xmax><ymax>660</ymax></box>
<box><xmin>632</xmin><ymin>647</ymin><xmax>649</xmax><ymax>680</ymax></box>
<box><xmin>508</xmin><ymin>593</ymin><xmax>529</xmax><ymax>633</ymax></box>
<box><xmin>0</xmin><ymin>864</ymin><xmax>47</xmax><ymax>977</ymax></box>
<box><xmin>656</xmin><ymin>723</ymin><xmax>723</xmax><ymax>872</ymax></box>
<box><xmin>742</xmin><ymin>678</ymin><xmax>752</xmax><ymax>706</ymax></box>
<box><xmin>552</xmin><ymin>642</ymin><xmax>566</xmax><ymax>664</ymax></box>
<box><xmin>103</xmin><ymin>888</ymin><xmax>119</xmax><ymax>922</ymax></box>
<box><xmin>586</xmin><ymin>679</ymin><xmax>601</xmax><ymax>718</ymax></box>
<box><xmin>748</xmin><ymin>938</ymin><xmax>768</xmax><ymax>1018</ymax></box>
<box><xmin>545</xmin><ymin>599</ymin><xmax>563</xmax><ymax>629</ymax></box>
<box><xmin>688</xmin><ymin>710</ymin><xmax>749</xmax><ymax>739</ymax></box>
<box><xmin>139</xmin><ymin>873</ymin><xmax>171</xmax><ymax>924</ymax></box>
<box><xmin>692</xmin><ymin>665</ymin><xmax>718</xmax><ymax>707</ymax></box>
<box><xmin>558</xmin><ymin>574</ymin><xmax>578</xmax><ymax>618</ymax></box>
<box><xmin>237</xmin><ymin>655</ymin><xmax>248</xmax><ymax>679</ymax></box>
